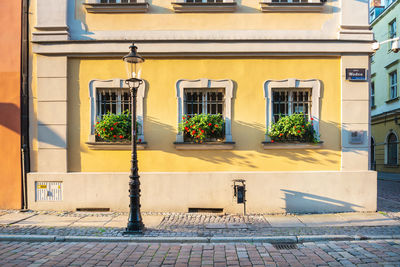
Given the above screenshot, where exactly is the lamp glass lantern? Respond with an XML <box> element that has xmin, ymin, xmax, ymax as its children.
<box><xmin>123</xmin><ymin>43</ymin><xmax>145</xmax><ymax>85</ymax></box>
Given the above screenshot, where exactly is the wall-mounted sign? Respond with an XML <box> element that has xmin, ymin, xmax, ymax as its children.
<box><xmin>346</xmin><ymin>68</ymin><xmax>367</xmax><ymax>81</ymax></box>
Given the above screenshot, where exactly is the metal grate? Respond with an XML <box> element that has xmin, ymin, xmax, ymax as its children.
<box><xmin>273</xmin><ymin>243</ymin><xmax>298</xmax><ymax>250</ymax></box>
<box><xmin>188</xmin><ymin>208</ymin><xmax>223</xmax><ymax>213</ymax></box>
<box><xmin>35</xmin><ymin>182</ymin><xmax>62</xmax><ymax>201</ymax></box>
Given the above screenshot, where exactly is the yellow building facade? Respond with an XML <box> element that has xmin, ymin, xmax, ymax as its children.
<box><xmin>29</xmin><ymin>0</ymin><xmax>377</xmax><ymax>214</ymax></box>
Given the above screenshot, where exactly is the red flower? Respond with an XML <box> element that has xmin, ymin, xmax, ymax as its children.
<box><xmin>185</xmin><ymin>121</ymin><xmax>188</xmax><ymax>124</ymax></box>
<box><xmin>182</xmin><ymin>116</ymin><xmax>185</xmax><ymax>120</ymax></box>
<box><xmin>208</xmin><ymin>123</ymin><xmax>212</xmax><ymax>126</ymax></box>
<box><xmin>103</xmin><ymin>128</ymin><xmax>106</xmax><ymax>131</ymax></box>
<box><xmin>271</xmin><ymin>140</ymin><xmax>275</xmax><ymax>143</ymax></box>
<box><xmin>110</xmin><ymin>127</ymin><xmax>114</xmax><ymax>130</ymax></box>
<box><xmin>302</xmin><ymin>125</ymin><xmax>304</xmax><ymax>128</ymax></box>
<box><xmin>311</xmin><ymin>118</ymin><xmax>314</xmax><ymax>121</ymax></box>
<box><xmin>114</xmin><ymin>122</ymin><xmax>118</xmax><ymax>125</ymax></box>
<box><xmin>139</xmin><ymin>139</ymin><xmax>142</xmax><ymax>142</ymax></box>
<box><xmin>297</xmin><ymin>130</ymin><xmax>301</xmax><ymax>133</ymax></box>
<box><xmin>96</xmin><ymin>122</ymin><xmax>99</xmax><ymax>124</ymax></box>
<box><xmin>185</xmin><ymin>127</ymin><xmax>189</xmax><ymax>131</ymax></box>
<box><xmin>119</xmin><ymin>135</ymin><xmax>123</xmax><ymax>139</ymax></box>
<box><xmin>113</xmin><ymin>135</ymin><xmax>116</xmax><ymax>138</ymax></box>
<box><xmin>97</xmin><ymin>134</ymin><xmax>100</xmax><ymax>137</ymax></box>
<box><xmin>215</xmin><ymin>124</ymin><xmax>218</xmax><ymax>128</ymax></box>
<box><xmin>201</xmin><ymin>130</ymin><xmax>204</xmax><ymax>133</ymax></box>
<box><xmin>294</xmin><ymin>126</ymin><xmax>296</xmax><ymax>129</ymax></box>
<box><xmin>192</xmin><ymin>130</ymin><xmax>196</xmax><ymax>135</ymax></box>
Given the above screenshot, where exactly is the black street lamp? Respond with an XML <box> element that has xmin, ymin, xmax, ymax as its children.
<box><xmin>123</xmin><ymin>43</ymin><xmax>145</xmax><ymax>234</ymax></box>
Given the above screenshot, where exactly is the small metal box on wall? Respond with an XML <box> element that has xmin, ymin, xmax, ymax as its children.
<box><xmin>35</xmin><ymin>181</ymin><xmax>63</xmax><ymax>201</ymax></box>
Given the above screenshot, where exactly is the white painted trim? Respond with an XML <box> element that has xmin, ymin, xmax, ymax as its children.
<box><xmin>175</xmin><ymin>78</ymin><xmax>234</xmax><ymax>142</ymax></box>
<box><xmin>385</xmin><ymin>130</ymin><xmax>399</xmax><ymax>165</ymax></box>
<box><xmin>88</xmin><ymin>78</ymin><xmax>146</xmax><ymax>142</ymax></box>
<box><xmin>263</xmin><ymin>78</ymin><xmax>321</xmax><ymax>142</ymax></box>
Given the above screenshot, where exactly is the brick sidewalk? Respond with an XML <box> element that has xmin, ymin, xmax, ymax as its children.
<box><xmin>1</xmin><ymin>240</ymin><xmax>399</xmax><ymax>266</ymax></box>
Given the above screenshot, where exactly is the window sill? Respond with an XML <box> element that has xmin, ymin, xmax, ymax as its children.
<box><xmin>262</xmin><ymin>141</ymin><xmax>323</xmax><ymax>150</ymax></box>
<box><xmin>171</xmin><ymin>2</ymin><xmax>237</xmax><ymax>13</ymax></box>
<box><xmin>259</xmin><ymin>2</ymin><xmax>324</xmax><ymax>12</ymax></box>
<box><xmin>385</xmin><ymin>97</ymin><xmax>399</xmax><ymax>104</ymax></box>
<box><xmin>86</xmin><ymin>141</ymin><xmax>147</xmax><ymax>150</ymax></box>
<box><xmin>83</xmin><ymin>3</ymin><xmax>149</xmax><ymax>13</ymax></box>
<box><xmin>174</xmin><ymin>141</ymin><xmax>235</xmax><ymax>150</ymax></box>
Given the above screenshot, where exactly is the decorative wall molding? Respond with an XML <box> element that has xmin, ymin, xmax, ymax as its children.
<box><xmin>175</xmin><ymin>78</ymin><xmax>234</xmax><ymax>142</ymax></box>
<box><xmin>88</xmin><ymin>78</ymin><xmax>146</xmax><ymax>143</ymax></box>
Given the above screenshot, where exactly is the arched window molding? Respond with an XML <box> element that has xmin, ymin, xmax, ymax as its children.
<box><xmin>385</xmin><ymin>130</ymin><xmax>399</xmax><ymax>166</ymax></box>
<box><xmin>88</xmin><ymin>78</ymin><xmax>146</xmax><ymax>143</ymax></box>
<box><xmin>263</xmin><ymin>78</ymin><xmax>321</xmax><ymax>142</ymax></box>
<box><xmin>175</xmin><ymin>78</ymin><xmax>234</xmax><ymax>143</ymax></box>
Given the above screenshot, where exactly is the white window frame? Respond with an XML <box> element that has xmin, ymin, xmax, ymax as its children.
<box><xmin>263</xmin><ymin>78</ymin><xmax>321</xmax><ymax>142</ymax></box>
<box><xmin>176</xmin><ymin>78</ymin><xmax>233</xmax><ymax>142</ymax></box>
<box><xmin>88</xmin><ymin>78</ymin><xmax>146</xmax><ymax>143</ymax></box>
<box><xmin>384</xmin><ymin>130</ymin><xmax>399</xmax><ymax>166</ymax></box>
<box><xmin>389</xmin><ymin>70</ymin><xmax>397</xmax><ymax>100</ymax></box>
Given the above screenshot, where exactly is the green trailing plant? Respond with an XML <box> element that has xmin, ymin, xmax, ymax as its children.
<box><xmin>267</xmin><ymin>113</ymin><xmax>318</xmax><ymax>143</ymax></box>
<box><xmin>179</xmin><ymin>113</ymin><xmax>225</xmax><ymax>143</ymax></box>
<box><xmin>95</xmin><ymin>111</ymin><xmax>141</xmax><ymax>142</ymax></box>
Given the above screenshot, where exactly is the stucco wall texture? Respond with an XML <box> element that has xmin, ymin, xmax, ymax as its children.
<box><xmin>0</xmin><ymin>1</ymin><xmax>22</xmax><ymax>209</ymax></box>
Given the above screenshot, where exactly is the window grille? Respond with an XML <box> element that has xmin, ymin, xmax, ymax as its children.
<box><xmin>387</xmin><ymin>133</ymin><xmax>398</xmax><ymax>166</ymax></box>
<box><xmin>184</xmin><ymin>88</ymin><xmax>224</xmax><ymax>116</ymax></box>
<box><xmin>96</xmin><ymin>88</ymin><xmax>131</xmax><ymax>118</ymax></box>
<box><xmin>389</xmin><ymin>71</ymin><xmax>397</xmax><ymax>100</ymax></box>
<box><xmin>272</xmin><ymin>88</ymin><xmax>311</xmax><ymax>122</ymax></box>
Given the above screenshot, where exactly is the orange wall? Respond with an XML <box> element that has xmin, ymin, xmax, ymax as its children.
<box><xmin>0</xmin><ymin>1</ymin><xmax>22</xmax><ymax>209</ymax></box>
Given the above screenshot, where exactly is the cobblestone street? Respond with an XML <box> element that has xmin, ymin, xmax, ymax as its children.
<box><xmin>0</xmin><ymin>240</ymin><xmax>399</xmax><ymax>267</ymax></box>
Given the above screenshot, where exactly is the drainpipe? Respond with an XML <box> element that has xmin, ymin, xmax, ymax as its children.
<box><xmin>20</xmin><ymin>0</ymin><xmax>30</xmax><ymax>210</ymax></box>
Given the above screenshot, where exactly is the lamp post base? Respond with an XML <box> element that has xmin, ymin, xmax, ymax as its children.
<box><xmin>123</xmin><ymin>229</ymin><xmax>144</xmax><ymax>235</ymax></box>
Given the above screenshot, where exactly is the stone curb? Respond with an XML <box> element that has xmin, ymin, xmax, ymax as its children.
<box><xmin>0</xmin><ymin>234</ymin><xmax>399</xmax><ymax>243</ymax></box>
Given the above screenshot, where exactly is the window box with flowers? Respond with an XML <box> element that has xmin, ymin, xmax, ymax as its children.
<box><xmin>263</xmin><ymin>113</ymin><xmax>323</xmax><ymax>149</ymax></box>
<box><xmin>86</xmin><ymin>111</ymin><xmax>147</xmax><ymax>150</ymax></box>
<box><xmin>175</xmin><ymin>113</ymin><xmax>234</xmax><ymax>150</ymax></box>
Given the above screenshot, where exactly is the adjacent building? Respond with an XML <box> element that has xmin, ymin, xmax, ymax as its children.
<box><xmin>370</xmin><ymin>0</ymin><xmax>400</xmax><ymax>173</ymax></box>
<box><xmin>29</xmin><ymin>0</ymin><xmax>376</xmax><ymax>214</ymax></box>
<box><xmin>0</xmin><ymin>1</ymin><xmax>25</xmax><ymax>209</ymax></box>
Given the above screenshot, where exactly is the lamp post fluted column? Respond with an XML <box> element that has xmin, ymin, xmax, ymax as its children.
<box><xmin>124</xmin><ymin>79</ymin><xmax>144</xmax><ymax>234</ymax></box>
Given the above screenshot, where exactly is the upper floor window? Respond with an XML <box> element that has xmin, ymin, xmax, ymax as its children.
<box><xmin>371</xmin><ymin>81</ymin><xmax>375</xmax><ymax>107</ymax></box>
<box><xmin>100</xmin><ymin>0</ymin><xmax>138</xmax><ymax>2</ymax></box>
<box><xmin>260</xmin><ymin>0</ymin><xmax>325</xmax><ymax>12</ymax></box>
<box><xmin>172</xmin><ymin>0</ymin><xmax>237</xmax><ymax>13</ymax></box>
<box><xmin>84</xmin><ymin>0</ymin><xmax>149</xmax><ymax>13</ymax></box>
<box><xmin>389</xmin><ymin>70</ymin><xmax>397</xmax><ymax>100</ymax></box>
<box><xmin>389</xmin><ymin>19</ymin><xmax>397</xmax><ymax>50</ymax></box>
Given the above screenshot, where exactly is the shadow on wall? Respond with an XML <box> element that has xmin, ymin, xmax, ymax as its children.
<box><xmin>282</xmin><ymin>189</ymin><xmax>363</xmax><ymax>213</ymax></box>
<box><xmin>0</xmin><ymin>103</ymin><xmax>20</xmax><ymax>134</ymax></box>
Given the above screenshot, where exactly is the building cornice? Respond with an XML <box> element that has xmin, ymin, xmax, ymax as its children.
<box><xmin>32</xmin><ymin>40</ymin><xmax>374</xmax><ymax>56</ymax></box>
